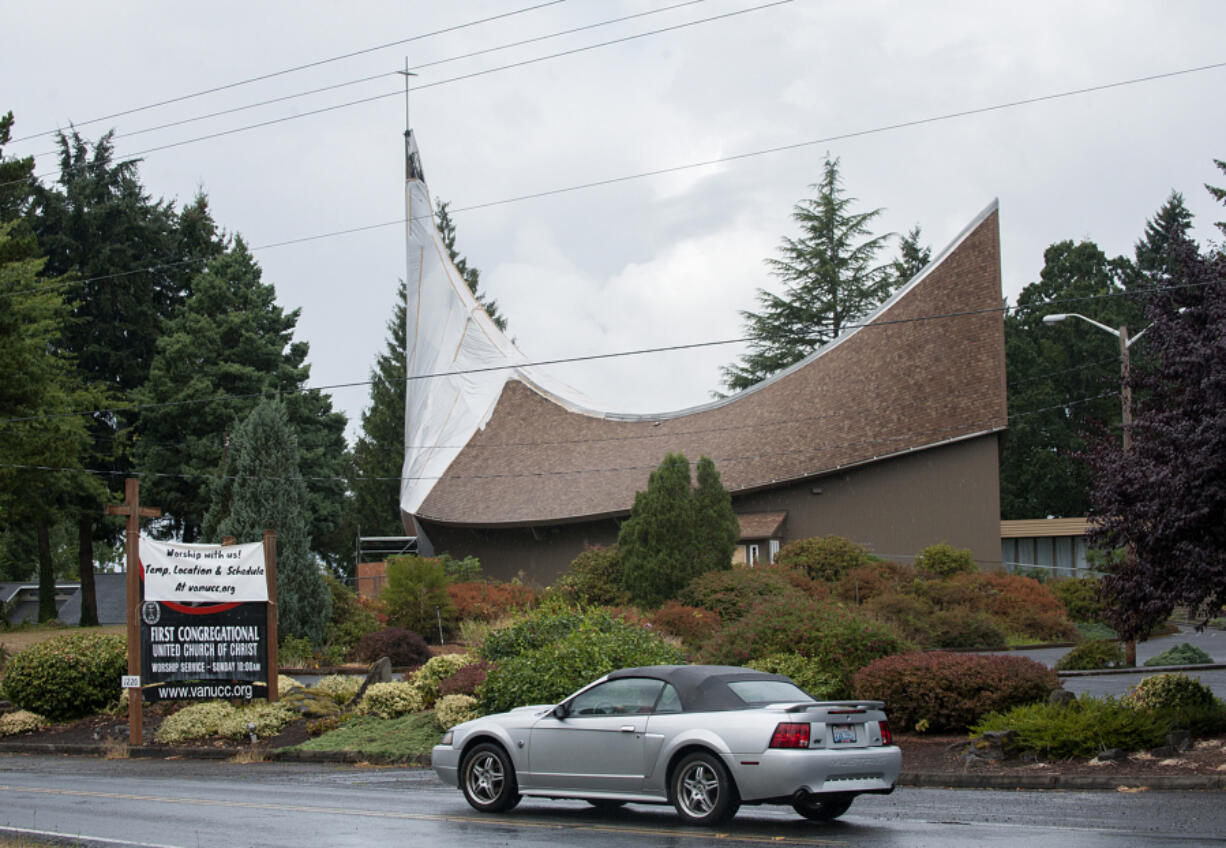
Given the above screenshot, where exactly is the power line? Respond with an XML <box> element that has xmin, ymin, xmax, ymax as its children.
<box><xmin>0</xmin><ymin>391</ymin><xmax>1108</xmax><ymax>484</ymax></box>
<box><xmin>5</xmin><ymin>279</ymin><xmax>1204</xmax><ymax>428</ymax></box>
<box><xmin>25</xmin><ymin>1</ymin><xmax>712</xmax><ymax>159</ymax></box>
<box><xmin>14</xmin><ymin>0</ymin><xmax>791</xmax><ymax>186</ymax></box>
<box><xmin>8</xmin><ymin>0</ymin><xmax>570</xmax><ymax>144</ymax></box>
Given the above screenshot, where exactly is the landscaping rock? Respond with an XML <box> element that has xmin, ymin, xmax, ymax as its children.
<box><xmin>1149</xmin><ymin>745</ymin><xmax>1179</xmax><ymax>758</ymax></box>
<box><xmin>351</xmin><ymin>657</ymin><xmax>393</xmax><ymax>704</ymax></box>
<box><xmin>1096</xmin><ymin>748</ymin><xmax>1129</xmax><ymax>762</ymax></box>
<box><xmin>1048</xmin><ymin>689</ymin><xmax>1077</xmax><ymax>707</ymax></box>
<box><xmin>1167</xmin><ymin>730</ymin><xmax>1193</xmax><ymax>752</ymax></box>
<box><xmin>949</xmin><ymin>730</ymin><xmax>1019</xmax><ymax>766</ymax></box>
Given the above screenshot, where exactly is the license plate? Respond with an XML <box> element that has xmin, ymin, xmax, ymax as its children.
<box><xmin>831</xmin><ymin>724</ymin><xmax>857</xmax><ymax>744</ymax></box>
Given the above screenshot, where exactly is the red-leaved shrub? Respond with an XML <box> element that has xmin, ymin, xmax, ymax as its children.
<box><xmin>679</xmin><ymin>566</ymin><xmax>825</xmax><ymax>622</ymax></box>
<box><xmin>649</xmin><ymin>601</ymin><xmax>721</xmax><ymax>648</ymax></box>
<box><xmin>833</xmin><ymin>560</ymin><xmax>917</xmax><ymax>604</ymax></box>
<box><xmin>853</xmin><ymin>651</ymin><xmax>1059</xmax><ymax>732</ymax></box>
<box><xmin>438</xmin><ymin>661</ymin><xmax>494</xmax><ymax>697</ymax></box>
<box><xmin>353</xmin><ymin>627</ymin><xmax>431</xmax><ymax>667</ymax></box>
<box><xmin>446</xmin><ymin>581</ymin><xmax>537</xmax><ymax>622</ymax></box>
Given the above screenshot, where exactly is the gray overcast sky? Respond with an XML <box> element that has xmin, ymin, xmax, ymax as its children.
<box><xmin>5</xmin><ymin>1</ymin><xmax>1226</xmax><ymax>440</ymax></box>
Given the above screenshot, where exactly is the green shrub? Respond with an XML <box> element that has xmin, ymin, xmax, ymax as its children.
<box><xmin>927</xmin><ymin>609</ymin><xmax>1008</xmax><ymax>649</ymax></box>
<box><xmin>353</xmin><ymin>627</ymin><xmax>432</xmax><ymax>667</ymax></box>
<box><xmin>914</xmin><ymin>542</ymin><xmax>978</xmax><ymax>577</ymax></box>
<box><xmin>554</xmin><ymin>546</ymin><xmax>628</xmax><ymax>606</ymax></box>
<box><xmin>439</xmin><ymin>554</ymin><xmax>483</xmax><ymax>582</ymax></box>
<box><xmin>1144</xmin><ymin>643</ymin><xmax>1214</xmax><ymax>667</ymax></box>
<box><xmin>0</xmin><ymin>709</ymin><xmax>48</xmax><ymax>737</ymax></box>
<box><xmin>477</xmin><ymin>615</ymin><xmax>684</xmax><ymax>714</ymax></box>
<box><xmin>649</xmin><ymin>601</ymin><xmax>721</xmax><ymax>649</ymax></box>
<box><xmin>311</xmin><ymin>674</ymin><xmax>363</xmax><ymax>705</ymax></box>
<box><xmin>1125</xmin><ymin>673</ymin><xmax>1216</xmax><ymax>711</ymax></box>
<box><xmin>1049</xmin><ymin>577</ymin><xmax>1105</xmax><ymax>622</ymax></box>
<box><xmin>155</xmin><ymin>700</ymin><xmax>297</xmax><ymax>744</ymax></box>
<box><xmin>775</xmin><ymin>535</ymin><xmax>872</xmax><ymax>582</ymax></box>
<box><xmin>853</xmin><ymin>651</ymin><xmax>1058</xmax><ymax>732</ymax></box>
<box><xmin>323</xmin><ymin>574</ymin><xmax>382</xmax><ymax>659</ymax></box>
<box><xmin>358</xmin><ymin>681</ymin><xmax>426</xmax><ymax>718</ymax></box>
<box><xmin>480</xmin><ymin>602</ymin><xmax>591</xmax><ymax>662</ymax></box>
<box><xmin>746</xmin><ymin>654</ymin><xmax>841</xmax><ymax>699</ymax></box>
<box><xmin>699</xmin><ymin>595</ymin><xmax>912</xmax><ymax>696</ymax></box>
<box><xmin>2</xmin><ymin>630</ymin><xmax>127</xmax><ymax>720</ymax></box>
<box><xmin>279</xmin><ymin>634</ymin><xmax>317</xmax><ymax>668</ymax></box>
<box><xmin>679</xmin><ymin>567</ymin><xmax>807</xmax><ymax>621</ymax></box>
<box><xmin>381</xmin><ymin>555</ymin><xmax>457</xmax><ymax>642</ymax></box>
<box><xmin>435</xmin><ymin>694</ymin><xmax>481</xmax><ymax>729</ymax></box>
<box><xmin>407</xmin><ymin>653</ymin><xmax>475</xmax><ymax>708</ymax></box>
<box><xmin>971</xmin><ymin>695</ymin><xmax>1169</xmax><ymax>758</ymax></box>
<box><xmin>1056</xmin><ymin>639</ymin><xmax>1125</xmax><ymax>671</ymax></box>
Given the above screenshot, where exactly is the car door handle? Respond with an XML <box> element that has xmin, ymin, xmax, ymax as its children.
<box><xmin>620</xmin><ymin>725</ymin><xmax>636</xmax><ymax>733</ymax></box>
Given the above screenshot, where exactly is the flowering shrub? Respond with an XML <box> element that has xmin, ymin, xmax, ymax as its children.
<box><xmin>358</xmin><ymin>681</ymin><xmax>426</xmax><ymax>718</ymax></box>
<box><xmin>853</xmin><ymin>651</ymin><xmax>1058</xmax><ymax>732</ymax></box>
<box><xmin>775</xmin><ymin>535</ymin><xmax>873</xmax><ymax>582</ymax></box>
<box><xmin>435</xmin><ymin>694</ymin><xmax>481</xmax><ymax>729</ymax></box>
<box><xmin>353</xmin><ymin>627</ymin><xmax>432</xmax><ymax>667</ymax></box>
<box><xmin>0</xmin><ymin>709</ymin><xmax>48</xmax><ymax>737</ymax></box>
<box><xmin>311</xmin><ymin>674</ymin><xmax>363</xmax><ymax>704</ymax></box>
<box><xmin>154</xmin><ymin>700</ymin><xmax>296</xmax><ymax>744</ymax></box>
<box><xmin>649</xmin><ymin>601</ymin><xmax>721</xmax><ymax>648</ymax></box>
<box><xmin>438</xmin><ymin>661</ymin><xmax>493</xmax><ymax>697</ymax></box>
<box><xmin>746</xmin><ymin>654</ymin><xmax>841</xmax><ymax>699</ymax></box>
<box><xmin>1125</xmin><ymin>673</ymin><xmax>1217</xmax><ymax>711</ymax></box>
<box><xmin>699</xmin><ymin>595</ymin><xmax>912</xmax><ymax>696</ymax></box>
<box><xmin>406</xmin><ymin>653</ymin><xmax>475</xmax><ymax>708</ymax></box>
<box><xmin>447</xmin><ymin>581</ymin><xmax>537</xmax><ymax>622</ymax></box>
<box><xmin>2</xmin><ymin>631</ymin><xmax>126</xmax><ymax>720</ymax></box>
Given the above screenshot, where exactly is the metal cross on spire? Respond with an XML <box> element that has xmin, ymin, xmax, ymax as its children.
<box><xmin>396</xmin><ymin>58</ymin><xmax>417</xmax><ymax>136</ymax></box>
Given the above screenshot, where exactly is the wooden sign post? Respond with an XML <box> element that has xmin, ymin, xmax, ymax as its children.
<box><xmin>264</xmin><ymin>529</ymin><xmax>278</xmax><ymax>702</ymax></box>
<box><xmin>104</xmin><ymin>478</ymin><xmax>161</xmax><ymax>746</ymax></box>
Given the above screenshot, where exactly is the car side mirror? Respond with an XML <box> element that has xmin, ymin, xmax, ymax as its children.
<box><xmin>552</xmin><ymin>703</ymin><xmax>570</xmax><ymax>720</ymax></box>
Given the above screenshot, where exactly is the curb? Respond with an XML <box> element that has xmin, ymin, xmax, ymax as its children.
<box><xmin>1</xmin><ymin>741</ymin><xmax>1222</xmax><ymax>791</ymax></box>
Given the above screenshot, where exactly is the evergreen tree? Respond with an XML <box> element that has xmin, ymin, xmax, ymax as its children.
<box><xmin>349</xmin><ymin>280</ymin><xmax>409</xmax><ymax>540</ymax></box>
<box><xmin>891</xmin><ymin>225</ymin><xmax>932</xmax><ymax>286</ymax></box>
<box><xmin>436</xmin><ymin>199</ymin><xmax>507</xmax><ymax>332</ymax></box>
<box><xmin>1134</xmin><ymin>191</ymin><xmax>1196</xmax><ymax>279</ymax></box>
<box><xmin>721</xmin><ymin>157</ymin><xmax>895</xmax><ymax>393</ymax></box>
<box><xmin>1205</xmin><ymin>158</ymin><xmax>1226</xmax><ymax>240</ymax></box>
<box><xmin>135</xmin><ymin>239</ymin><xmax>347</xmax><ymax>562</ymax></box>
<box><xmin>30</xmin><ymin>129</ymin><xmax>226</xmax><ymax>615</ymax></box>
<box><xmin>691</xmin><ymin>456</ymin><xmax>740</xmax><ymax>576</ymax></box>
<box><xmin>208</xmin><ymin>400</ymin><xmax>330</xmax><ymax>645</ymax></box>
<box><xmin>618</xmin><ymin>453</ymin><xmax>735</xmax><ymax>607</ymax></box>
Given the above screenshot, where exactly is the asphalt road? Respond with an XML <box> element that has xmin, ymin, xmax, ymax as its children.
<box><xmin>1</xmin><ymin>755</ymin><xmax>1223</xmax><ymax>848</ymax></box>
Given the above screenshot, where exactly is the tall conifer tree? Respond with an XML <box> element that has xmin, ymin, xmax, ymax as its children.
<box><xmin>721</xmin><ymin>157</ymin><xmax>895</xmax><ymax>393</ymax></box>
<box><xmin>436</xmin><ymin>199</ymin><xmax>507</xmax><ymax>331</ymax></box>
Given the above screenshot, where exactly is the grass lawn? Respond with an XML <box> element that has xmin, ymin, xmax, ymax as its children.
<box><xmin>291</xmin><ymin>711</ymin><xmax>443</xmax><ymax>761</ymax></box>
<box><xmin>0</xmin><ymin>624</ymin><xmax>125</xmax><ymax>656</ymax></box>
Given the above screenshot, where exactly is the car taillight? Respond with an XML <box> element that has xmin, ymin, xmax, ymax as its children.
<box><xmin>879</xmin><ymin>720</ymin><xmax>893</xmax><ymax>745</ymax></box>
<box><xmin>769</xmin><ymin>722</ymin><xmax>810</xmax><ymax>748</ymax></box>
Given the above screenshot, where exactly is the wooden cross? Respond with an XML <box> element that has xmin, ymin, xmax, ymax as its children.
<box><xmin>104</xmin><ymin>478</ymin><xmax>161</xmax><ymax>746</ymax></box>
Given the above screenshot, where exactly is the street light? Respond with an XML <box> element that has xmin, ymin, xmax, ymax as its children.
<box><xmin>1042</xmin><ymin>312</ymin><xmax>1150</xmax><ymax>666</ymax></box>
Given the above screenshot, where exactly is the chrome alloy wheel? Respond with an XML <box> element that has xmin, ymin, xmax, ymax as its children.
<box><xmin>678</xmin><ymin>761</ymin><xmax>721</xmax><ymax>817</ymax></box>
<box><xmin>465</xmin><ymin>751</ymin><xmax>505</xmax><ymax>804</ymax></box>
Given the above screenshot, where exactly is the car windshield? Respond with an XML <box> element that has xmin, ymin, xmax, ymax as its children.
<box><xmin>726</xmin><ymin>679</ymin><xmax>814</xmax><ymax>706</ymax></box>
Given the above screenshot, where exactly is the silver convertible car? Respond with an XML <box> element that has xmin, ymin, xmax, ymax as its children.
<box><xmin>432</xmin><ymin>664</ymin><xmax>900</xmax><ymax>824</ymax></box>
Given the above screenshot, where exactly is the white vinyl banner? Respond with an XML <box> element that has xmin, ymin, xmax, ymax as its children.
<box><xmin>139</xmin><ymin>538</ymin><xmax>268</xmax><ymax>602</ymax></box>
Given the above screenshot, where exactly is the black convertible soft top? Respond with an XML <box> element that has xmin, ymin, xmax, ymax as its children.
<box><xmin>607</xmin><ymin>665</ymin><xmax>800</xmax><ymax>712</ymax></box>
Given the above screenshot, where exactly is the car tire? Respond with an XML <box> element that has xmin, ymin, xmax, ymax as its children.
<box><xmin>792</xmin><ymin>793</ymin><xmax>854</xmax><ymax>821</ymax></box>
<box><xmin>460</xmin><ymin>742</ymin><xmax>522</xmax><ymax>813</ymax></box>
<box><xmin>670</xmin><ymin>751</ymin><xmax>740</xmax><ymax>825</ymax></box>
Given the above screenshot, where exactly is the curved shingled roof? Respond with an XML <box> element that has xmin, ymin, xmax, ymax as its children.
<box><xmin>401</xmin><ymin>139</ymin><xmax>1005</xmax><ymax>528</ymax></box>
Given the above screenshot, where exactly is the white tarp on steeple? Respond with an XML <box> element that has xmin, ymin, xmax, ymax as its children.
<box><xmin>399</xmin><ymin>131</ymin><xmax>593</xmax><ymax>516</ymax></box>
